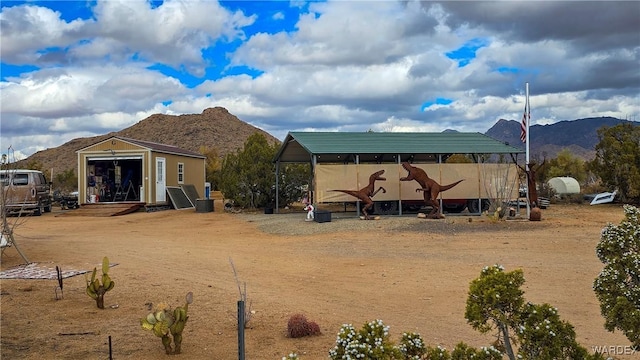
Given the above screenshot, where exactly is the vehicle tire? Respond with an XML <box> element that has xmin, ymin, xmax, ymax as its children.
<box><xmin>444</xmin><ymin>205</ymin><xmax>465</xmax><ymax>213</ymax></box>
<box><xmin>33</xmin><ymin>202</ymin><xmax>44</xmax><ymax>216</ymax></box>
<box><xmin>481</xmin><ymin>199</ymin><xmax>490</xmax><ymax>212</ymax></box>
<box><xmin>373</xmin><ymin>201</ymin><xmax>398</xmax><ymax>215</ymax></box>
<box><xmin>44</xmin><ymin>201</ymin><xmax>52</xmax><ymax>213</ymax></box>
<box><xmin>467</xmin><ymin>199</ymin><xmax>490</xmax><ymax>213</ymax></box>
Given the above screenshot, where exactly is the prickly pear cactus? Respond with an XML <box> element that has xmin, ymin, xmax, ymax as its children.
<box><xmin>85</xmin><ymin>256</ymin><xmax>115</xmax><ymax>309</ymax></box>
<box><xmin>141</xmin><ymin>292</ymin><xmax>193</xmax><ymax>355</ymax></box>
<box><xmin>141</xmin><ymin>303</ymin><xmax>174</xmax><ymax>354</ymax></box>
<box><xmin>170</xmin><ymin>292</ymin><xmax>193</xmax><ymax>354</ymax></box>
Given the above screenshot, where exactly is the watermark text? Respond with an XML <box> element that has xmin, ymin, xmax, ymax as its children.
<box><xmin>592</xmin><ymin>345</ymin><xmax>637</xmax><ymax>356</ymax></box>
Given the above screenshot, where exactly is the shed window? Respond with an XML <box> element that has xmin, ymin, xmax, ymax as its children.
<box><xmin>178</xmin><ymin>163</ymin><xmax>184</xmax><ymax>184</ymax></box>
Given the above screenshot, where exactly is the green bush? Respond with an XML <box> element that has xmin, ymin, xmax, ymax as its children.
<box><xmin>466</xmin><ymin>265</ymin><xmax>608</xmax><ymax>360</ymax></box>
<box><xmin>593</xmin><ymin>204</ymin><xmax>640</xmax><ymax>349</ymax></box>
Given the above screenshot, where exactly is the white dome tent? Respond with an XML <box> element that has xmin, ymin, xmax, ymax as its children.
<box><xmin>547</xmin><ymin>177</ymin><xmax>580</xmax><ymax>195</ymax></box>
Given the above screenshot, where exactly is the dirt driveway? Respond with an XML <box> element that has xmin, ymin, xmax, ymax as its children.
<box><xmin>0</xmin><ymin>202</ymin><xmax>635</xmax><ymax>359</ymax></box>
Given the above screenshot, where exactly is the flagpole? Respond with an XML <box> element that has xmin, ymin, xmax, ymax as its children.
<box><xmin>525</xmin><ymin>82</ymin><xmax>530</xmax><ymax>218</ymax></box>
<box><xmin>525</xmin><ymin>82</ymin><xmax>530</xmax><ymax>170</ymax></box>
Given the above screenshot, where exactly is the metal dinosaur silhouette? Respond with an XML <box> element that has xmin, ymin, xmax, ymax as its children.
<box><xmin>332</xmin><ymin>170</ymin><xmax>386</xmax><ymax>220</ymax></box>
<box><xmin>400</xmin><ymin>162</ymin><xmax>464</xmax><ymax>219</ymax></box>
<box><xmin>510</xmin><ymin>154</ymin><xmax>546</xmax><ymax>209</ymax></box>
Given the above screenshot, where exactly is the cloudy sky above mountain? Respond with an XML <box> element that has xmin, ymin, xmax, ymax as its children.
<box><xmin>1</xmin><ymin>0</ymin><xmax>639</xmax><ymax>160</ymax></box>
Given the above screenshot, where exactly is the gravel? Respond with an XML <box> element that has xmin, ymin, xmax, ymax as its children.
<box><xmin>236</xmin><ymin>210</ymin><xmax>538</xmax><ymax>236</ymax></box>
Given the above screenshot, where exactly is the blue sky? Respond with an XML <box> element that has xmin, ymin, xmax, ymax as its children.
<box><xmin>1</xmin><ymin>0</ymin><xmax>639</xmax><ymax>159</ymax></box>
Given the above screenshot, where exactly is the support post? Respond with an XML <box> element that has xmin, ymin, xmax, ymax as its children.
<box><xmin>237</xmin><ymin>300</ymin><xmax>245</xmax><ymax>360</ymax></box>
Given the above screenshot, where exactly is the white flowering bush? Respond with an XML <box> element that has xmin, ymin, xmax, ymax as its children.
<box><xmin>281</xmin><ymin>353</ymin><xmax>299</xmax><ymax>360</ymax></box>
<box><xmin>328</xmin><ymin>319</ymin><xmax>401</xmax><ymax>359</ymax></box>
<box><xmin>397</xmin><ymin>332</ymin><xmax>426</xmax><ymax>359</ymax></box>
<box><xmin>593</xmin><ymin>204</ymin><xmax>640</xmax><ymax>349</ymax></box>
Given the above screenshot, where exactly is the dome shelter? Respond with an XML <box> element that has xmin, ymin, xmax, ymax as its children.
<box><xmin>547</xmin><ymin>177</ymin><xmax>580</xmax><ymax>195</ymax></box>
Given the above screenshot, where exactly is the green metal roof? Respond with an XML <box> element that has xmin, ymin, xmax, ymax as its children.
<box><xmin>274</xmin><ymin>132</ymin><xmax>524</xmax><ymax>163</ymax></box>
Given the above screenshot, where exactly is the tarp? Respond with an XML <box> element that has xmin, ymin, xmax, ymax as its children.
<box><xmin>547</xmin><ymin>177</ymin><xmax>580</xmax><ymax>194</ymax></box>
<box><xmin>314</xmin><ymin>163</ymin><xmax>519</xmax><ymax>203</ymax></box>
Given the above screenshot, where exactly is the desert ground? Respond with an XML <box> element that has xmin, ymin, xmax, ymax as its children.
<box><xmin>0</xmin><ymin>200</ymin><xmax>635</xmax><ymax>359</ymax></box>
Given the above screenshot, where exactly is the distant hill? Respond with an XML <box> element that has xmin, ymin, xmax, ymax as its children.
<box><xmin>17</xmin><ymin>107</ymin><xmax>280</xmax><ymax>177</ymax></box>
<box><xmin>484</xmin><ymin>117</ymin><xmax>639</xmax><ymax>160</ymax></box>
<box><xmin>18</xmin><ymin>110</ymin><xmax>638</xmax><ymax>181</ymax></box>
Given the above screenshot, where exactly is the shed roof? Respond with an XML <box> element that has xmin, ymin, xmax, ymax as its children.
<box><xmin>77</xmin><ymin>136</ymin><xmax>205</xmax><ymax>159</ymax></box>
<box><xmin>274</xmin><ymin>132</ymin><xmax>524</xmax><ymax>163</ymax></box>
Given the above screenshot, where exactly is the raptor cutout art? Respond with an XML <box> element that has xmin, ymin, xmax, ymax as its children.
<box><xmin>400</xmin><ymin>162</ymin><xmax>464</xmax><ymax>219</ymax></box>
<box><xmin>332</xmin><ymin>170</ymin><xmax>386</xmax><ymax>220</ymax></box>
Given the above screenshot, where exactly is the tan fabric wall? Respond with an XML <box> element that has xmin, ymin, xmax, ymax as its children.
<box><xmin>314</xmin><ymin>163</ymin><xmax>518</xmax><ymax>203</ymax></box>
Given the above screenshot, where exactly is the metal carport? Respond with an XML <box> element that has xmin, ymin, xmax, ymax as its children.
<box><xmin>273</xmin><ymin>132</ymin><xmax>524</xmax><ymax>213</ymax></box>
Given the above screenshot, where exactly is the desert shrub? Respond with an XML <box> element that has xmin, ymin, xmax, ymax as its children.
<box><xmin>593</xmin><ymin>204</ymin><xmax>640</xmax><ymax>349</ymax></box>
<box><xmin>424</xmin><ymin>343</ymin><xmax>502</xmax><ymax>360</ymax></box>
<box><xmin>329</xmin><ymin>320</ymin><xmax>402</xmax><ymax>359</ymax></box>
<box><xmin>397</xmin><ymin>332</ymin><xmax>426</xmax><ymax>359</ymax></box>
<box><xmin>517</xmin><ymin>302</ymin><xmax>594</xmax><ymax>359</ymax></box>
<box><xmin>425</xmin><ymin>345</ymin><xmax>449</xmax><ymax>358</ymax></box>
<box><xmin>287</xmin><ymin>313</ymin><xmax>321</xmax><ymax>338</ymax></box>
<box><xmin>328</xmin><ymin>322</ymin><xmax>429</xmax><ymax>360</ymax></box>
<box><xmin>553</xmin><ymin>193</ymin><xmax>584</xmax><ymax>204</ymax></box>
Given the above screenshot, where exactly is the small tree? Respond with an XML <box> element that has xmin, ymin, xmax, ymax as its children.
<box><xmin>466</xmin><ymin>265</ymin><xmax>606</xmax><ymax>360</ymax></box>
<box><xmin>482</xmin><ymin>161</ymin><xmax>518</xmax><ymax>219</ymax></box>
<box><xmin>218</xmin><ymin>133</ymin><xmax>309</xmax><ymax>209</ymax></box>
<box><xmin>593</xmin><ymin>204</ymin><xmax>640</xmax><ymax>349</ymax></box>
<box><xmin>278</xmin><ymin>163</ymin><xmax>312</xmax><ymax>207</ymax></box>
<box><xmin>218</xmin><ymin>133</ymin><xmax>278</xmax><ymax>208</ymax></box>
<box><xmin>54</xmin><ymin>168</ymin><xmax>77</xmax><ymax>193</ymax></box>
<box><xmin>546</xmin><ymin>148</ymin><xmax>587</xmax><ymax>184</ymax></box>
<box><xmin>465</xmin><ymin>265</ymin><xmax>524</xmax><ymax>359</ymax></box>
<box><xmin>199</xmin><ymin>145</ymin><xmax>222</xmax><ymax>190</ymax></box>
<box><xmin>588</xmin><ymin>123</ymin><xmax>640</xmax><ymax>204</ymax></box>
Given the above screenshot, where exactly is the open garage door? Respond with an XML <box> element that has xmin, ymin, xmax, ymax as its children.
<box><xmin>86</xmin><ymin>156</ymin><xmax>142</xmax><ymax>202</ymax></box>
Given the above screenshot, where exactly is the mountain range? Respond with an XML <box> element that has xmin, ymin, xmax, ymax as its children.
<box><xmin>16</xmin><ymin>107</ymin><xmax>279</xmax><ymax>178</ymax></box>
<box><xmin>15</xmin><ymin>109</ymin><xmax>638</xmax><ymax>179</ymax></box>
<box><xmin>485</xmin><ymin>116</ymin><xmax>638</xmax><ymax>161</ymax></box>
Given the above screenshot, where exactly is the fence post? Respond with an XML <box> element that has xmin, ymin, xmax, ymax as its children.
<box><xmin>108</xmin><ymin>335</ymin><xmax>112</xmax><ymax>360</ymax></box>
<box><xmin>238</xmin><ymin>300</ymin><xmax>245</xmax><ymax>360</ymax></box>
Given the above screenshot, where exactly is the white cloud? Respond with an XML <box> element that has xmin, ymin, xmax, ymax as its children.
<box><xmin>1</xmin><ymin>64</ymin><xmax>187</xmax><ymax>118</ymax></box>
<box><xmin>0</xmin><ymin>5</ymin><xmax>86</xmax><ymax>63</ymax></box>
<box><xmin>1</xmin><ymin>0</ymin><xmax>638</xmax><ymax>158</ymax></box>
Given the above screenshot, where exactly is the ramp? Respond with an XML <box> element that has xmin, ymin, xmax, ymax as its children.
<box><xmin>57</xmin><ymin>203</ymin><xmax>144</xmax><ymax>217</ymax></box>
